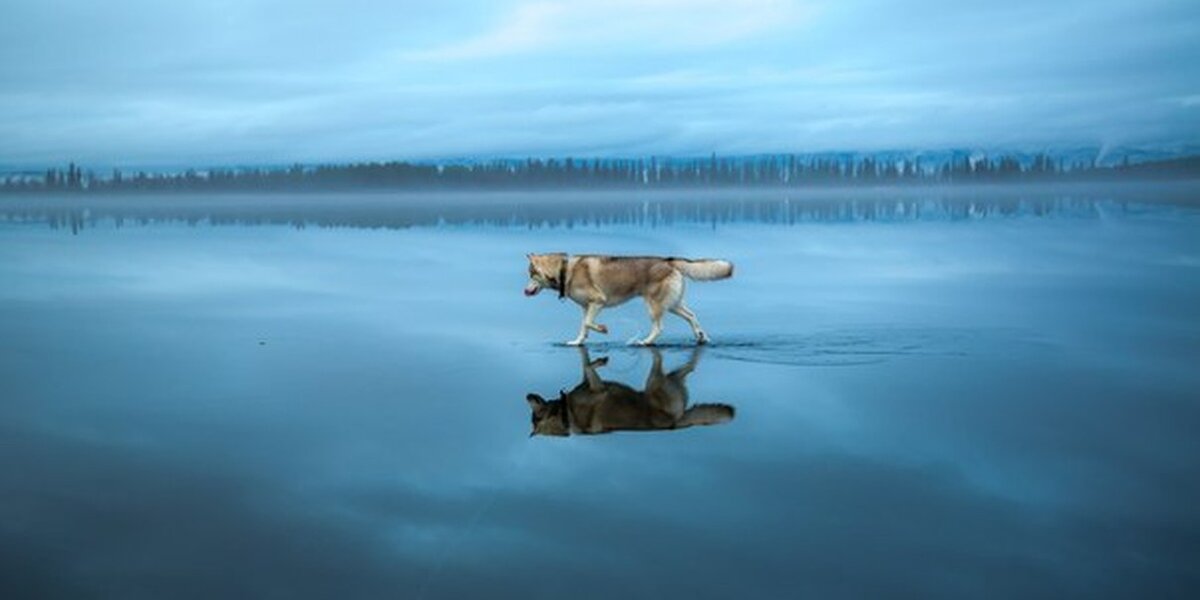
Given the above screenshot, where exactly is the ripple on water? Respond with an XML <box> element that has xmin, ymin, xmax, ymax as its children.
<box><xmin>529</xmin><ymin>327</ymin><xmax>1035</xmax><ymax>367</ymax></box>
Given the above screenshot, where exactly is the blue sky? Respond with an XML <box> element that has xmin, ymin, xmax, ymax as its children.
<box><xmin>1</xmin><ymin>0</ymin><xmax>1198</xmax><ymax>167</ymax></box>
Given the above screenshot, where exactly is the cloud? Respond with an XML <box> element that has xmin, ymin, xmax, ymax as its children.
<box><xmin>403</xmin><ymin>2</ymin><xmax>567</xmax><ymax>61</ymax></box>
<box><xmin>0</xmin><ymin>0</ymin><xmax>1198</xmax><ymax>166</ymax></box>
<box><xmin>402</xmin><ymin>0</ymin><xmax>813</xmax><ymax>61</ymax></box>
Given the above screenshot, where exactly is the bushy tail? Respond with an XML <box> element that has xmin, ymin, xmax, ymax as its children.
<box><xmin>679</xmin><ymin>403</ymin><xmax>736</xmax><ymax>428</ymax></box>
<box><xmin>670</xmin><ymin>258</ymin><xmax>734</xmax><ymax>281</ymax></box>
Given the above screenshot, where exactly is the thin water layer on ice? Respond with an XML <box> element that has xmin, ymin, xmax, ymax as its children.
<box><xmin>0</xmin><ymin>189</ymin><xmax>1197</xmax><ymax>598</ymax></box>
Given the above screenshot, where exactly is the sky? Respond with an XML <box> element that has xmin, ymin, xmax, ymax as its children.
<box><xmin>1</xmin><ymin>0</ymin><xmax>1198</xmax><ymax>167</ymax></box>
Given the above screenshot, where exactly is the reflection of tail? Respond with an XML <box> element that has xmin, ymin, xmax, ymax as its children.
<box><xmin>680</xmin><ymin>403</ymin><xmax>736</xmax><ymax>427</ymax></box>
<box><xmin>671</xmin><ymin>259</ymin><xmax>734</xmax><ymax>281</ymax></box>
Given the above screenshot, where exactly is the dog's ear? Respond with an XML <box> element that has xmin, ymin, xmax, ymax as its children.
<box><xmin>526</xmin><ymin>393</ymin><xmax>546</xmax><ymax>409</ymax></box>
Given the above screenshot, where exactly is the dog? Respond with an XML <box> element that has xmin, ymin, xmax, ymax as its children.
<box><xmin>525</xmin><ymin>347</ymin><xmax>735</xmax><ymax>437</ymax></box>
<box><xmin>524</xmin><ymin>253</ymin><xmax>734</xmax><ymax>346</ymax></box>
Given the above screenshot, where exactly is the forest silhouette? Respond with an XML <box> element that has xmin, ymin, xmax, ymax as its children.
<box><xmin>5</xmin><ymin>153</ymin><xmax>1199</xmax><ymax>193</ymax></box>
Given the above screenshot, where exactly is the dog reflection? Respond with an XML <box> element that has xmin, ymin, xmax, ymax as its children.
<box><xmin>526</xmin><ymin>348</ymin><xmax>735</xmax><ymax>437</ymax></box>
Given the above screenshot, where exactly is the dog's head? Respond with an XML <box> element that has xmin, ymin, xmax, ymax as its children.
<box><xmin>524</xmin><ymin>253</ymin><xmax>566</xmax><ymax>297</ymax></box>
<box><xmin>526</xmin><ymin>393</ymin><xmax>570</xmax><ymax>437</ymax></box>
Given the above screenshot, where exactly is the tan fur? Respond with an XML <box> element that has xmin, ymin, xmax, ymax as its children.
<box><xmin>526</xmin><ymin>347</ymin><xmax>735</xmax><ymax>437</ymax></box>
<box><xmin>524</xmin><ymin>253</ymin><xmax>733</xmax><ymax>345</ymax></box>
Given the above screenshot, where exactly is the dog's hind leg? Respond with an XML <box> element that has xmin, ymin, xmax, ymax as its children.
<box><xmin>636</xmin><ymin>300</ymin><xmax>664</xmax><ymax>346</ymax></box>
<box><xmin>670</xmin><ymin>303</ymin><xmax>709</xmax><ymax>345</ymax></box>
<box><xmin>636</xmin><ymin>272</ymin><xmax>681</xmax><ymax>346</ymax></box>
<box><xmin>669</xmin><ymin>346</ymin><xmax>703</xmax><ymax>379</ymax></box>
<box><xmin>647</xmin><ymin>347</ymin><xmax>665</xmax><ymax>382</ymax></box>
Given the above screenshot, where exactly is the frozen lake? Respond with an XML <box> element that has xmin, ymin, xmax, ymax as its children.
<box><xmin>2</xmin><ymin>186</ymin><xmax>1199</xmax><ymax>597</ymax></box>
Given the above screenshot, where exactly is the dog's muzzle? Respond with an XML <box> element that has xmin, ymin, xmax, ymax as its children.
<box><xmin>524</xmin><ymin>282</ymin><xmax>541</xmax><ymax>296</ymax></box>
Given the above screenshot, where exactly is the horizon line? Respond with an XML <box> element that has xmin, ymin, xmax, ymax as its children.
<box><xmin>4</xmin><ymin>144</ymin><xmax>1200</xmax><ymax>174</ymax></box>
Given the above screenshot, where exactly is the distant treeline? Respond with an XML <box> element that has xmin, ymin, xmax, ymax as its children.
<box><xmin>4</xmin><ymin>153</ymin><xmax>1200</xmax><ymax>193</ymax></box>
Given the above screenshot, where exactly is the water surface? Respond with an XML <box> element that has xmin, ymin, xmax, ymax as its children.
<box><xmin>2</xmin><ymin>187</ymin><xmax>1198</xmax><ymax>598</ymax></box>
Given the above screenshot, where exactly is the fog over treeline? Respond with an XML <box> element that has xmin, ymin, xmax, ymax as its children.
<box><xmin>4</xmin><ymin>153</ymin><xmax>1199</xmax><ymax>193</ymax></box>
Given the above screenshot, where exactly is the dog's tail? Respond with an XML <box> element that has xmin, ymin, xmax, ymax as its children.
<box><xmin>679</xmin><ymin>403</ymin><xmax>736</xmax><ymax>428</ymax></box>
<box><xmin>670</xmin><ymin>258</ymin><xmax>734</xmax><ymax>281</ymax></box>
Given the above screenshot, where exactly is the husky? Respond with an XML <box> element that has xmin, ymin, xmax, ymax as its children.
<box><xmin>523</xmin><ymin>253</ymin><xmax>734</xmax><ymax>346</ymax></box>
<box><xmin>525</xmin><ymin>347</ymin><xmax>735</xmax><ymax>437</ymax></box>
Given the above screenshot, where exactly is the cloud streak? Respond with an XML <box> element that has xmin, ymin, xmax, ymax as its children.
<box><xmin>403</xmin><ymin>0</ymin><xmax>811</xmax><ymax>61</ymax></box>
<box><xmin>0</xmin><ymin>0</ymin><xmax>1197</xmax><ymax>167</ymax></box>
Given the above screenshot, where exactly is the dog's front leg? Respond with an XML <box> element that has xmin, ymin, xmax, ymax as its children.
<box><xmin>578</xmin><ymin>347</ymin><xmax>608</xmax><ymax>391</ymax></box>
<box><xmin>566</xmin><ymin>303</ymin><xmax>602</xmax><ymax>346</ymax></box>
<box><xmin>584</xmin><ymin>301</ymin><xmax>607</xmax><ymax>335</ymax></box>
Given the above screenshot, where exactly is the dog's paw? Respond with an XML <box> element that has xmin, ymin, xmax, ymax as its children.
<box><xmin>594</xmin><ymin>324</ymin><xmax>608</xmax><ymax>334</ymax></box>
<box><xmin>696</xmin><ymin>332</ymin><xmax>710</xmax><ymax>345</ymax></box>
<box><xmin>590</xmin><ymin>356</ymin><xmax>609</xmax><ymax>367</ymax></box>
<box><xmin>564</xmin><ymin>339</ymin><xmax>584</xmax><ymax>347</ymax></box>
